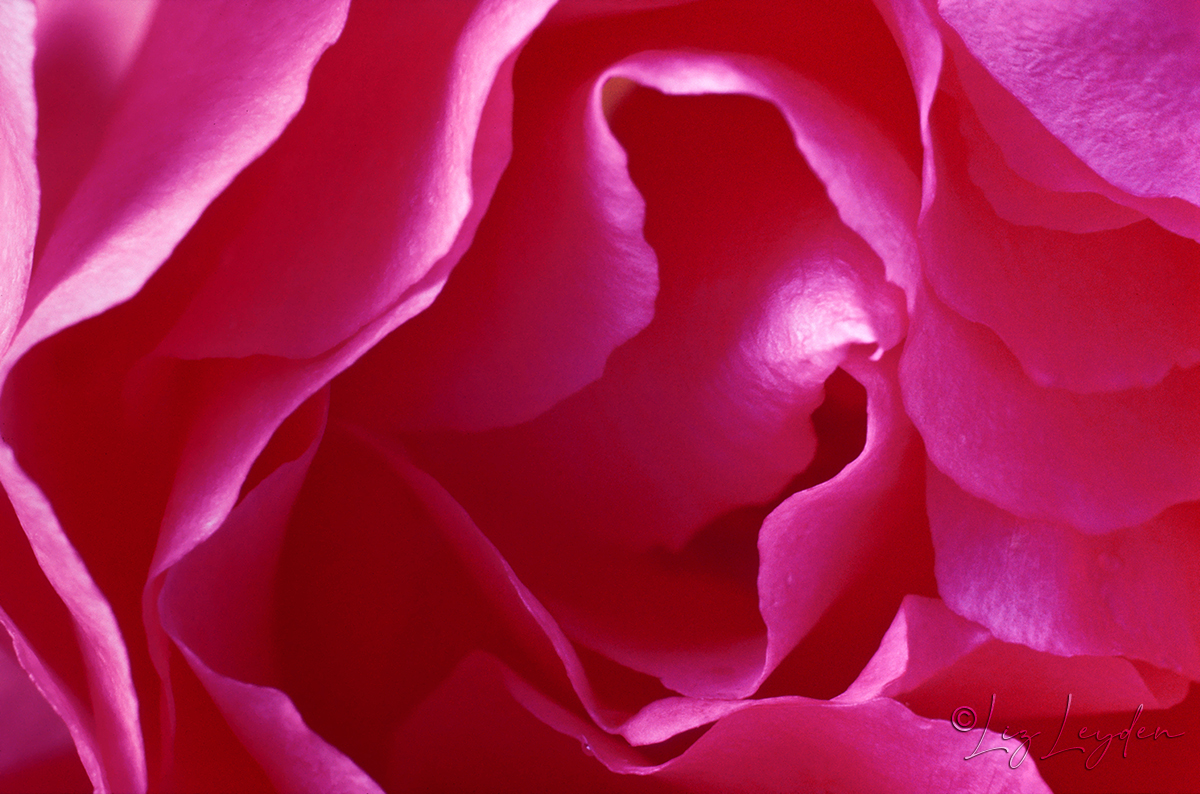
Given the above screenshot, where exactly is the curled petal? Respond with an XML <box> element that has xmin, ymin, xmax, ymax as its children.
<box><xmin>0</xmin><ymin>450</ymin><xmax>144</xmax><ymax>792</ymax></box>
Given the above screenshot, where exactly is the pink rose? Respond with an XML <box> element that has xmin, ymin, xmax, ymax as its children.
<box><xmin>0</xmin><ymin>1</ymin><xmax>1196</xmax><ymax>792</ymax></box>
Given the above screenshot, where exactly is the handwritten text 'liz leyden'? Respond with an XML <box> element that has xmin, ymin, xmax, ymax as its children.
<box><xmin>951</xmin><ymin>694</ymin><xmax>1184</xmax><ymax>770</ymax></box>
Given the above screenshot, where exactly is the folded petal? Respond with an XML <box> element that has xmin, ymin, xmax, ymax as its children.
<box><xmin>0</xmin><ymin>450</ymin><xmax>144</xmax><ymax>792</ymax></box>
<box><xmin>395</xmin><ymin>651</ymin><xmax>1053</xmax><ymax>793</ymax></box>
<box><xmin>31</xmin><ymin>0</ymin><xmax>155</xmax><ymax>262</ymax></box>
<box><xmin>10</xmin><ymin>0</ymin><xmax>351</xmax><ymax>366</ymax></box>
<box><xmin>755</xmin><ymin>353</ymin><xmax>928</xmax><ymax>695</ymax></box>
<box><xmin>0</xmin><ymin>624</ymin><xmax>85</xmax><ymax>790</ymax></box>
<box><xmin>927</xmin><ymin>466</ymin><xmax>1200</xmax><ymax>679</ymax></box>
<box><xmin>159</xmin><ymin>0</ymin><xmax>557</xmax><ymax>363</ymax></box>
<box><xmin>921</xmin><ymin>70</ymin><xmax>1200</xmax><ymax>393</ymax></box>
<box><xmin>333</xmin><ymin>6</ymin><xmax>658</xmax><ymax>432</ymax></box>
<box><xmin>900</xmin><ymin>288</ymin><xmax>1200</xmax><ymax>532</ymax></box>
<box><xmin>843</xmin><ymin>595</ymin><xmax>1189</xmax><ymax>714</ymax></box>
<box><xmin>158</xmin><ymin>389</ymin><xmax>386</xmax><ymax>792</ymax></box>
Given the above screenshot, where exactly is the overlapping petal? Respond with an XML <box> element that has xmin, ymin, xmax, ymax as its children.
<box><xmin>900</xmin><ymin>288</ymin><xmax>1200</xmax><ymax>533</ymax></box>
<box><xmin>10</xmin><ymin>0</ymin><xmax>352</xmax><ymax>367</ymax></box>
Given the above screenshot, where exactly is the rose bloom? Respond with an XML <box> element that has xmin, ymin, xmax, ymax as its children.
<box><xmin>0</xmin><ymin>0</ymin><xmax>1198</xmax><ymax>792</ymax></box>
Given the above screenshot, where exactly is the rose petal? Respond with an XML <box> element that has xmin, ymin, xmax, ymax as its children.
<box><xmin>938</xmin><ymin>0</ymin><xmax>1200</xmax><ymax>210</ymax></box>
<box><xmin>900</xmin><ymin>287</ymin><xmax>1200</xmax><ymax>532</ymax></box>
<box><xmin>9</xmin><ymin>0</ymin><xmax>351</xmax><ymax>367</ymax></box>
<box><xmin>332</xmin><ymin>8</ymin><xmax>659</xmax><ymax>432</ymax></box>
<box><xmin>0</xmin><ymin>0</ymin><xmax>37</xmax><ymax>354</ymax></box>
<box><xmin>920</xmin><ymin>80</ymin><xmax>1200</xmax><ymax>393</ymax></box>
<box><xmin>756</xmin><ymin>353</ymin><xmax>926</xmax><ymax>691</ymax></box>
<box><xmin>31</xmin><ymin>0</ymin><xmax>156</xmax><ymax>261</ymax></box>
<box><xmin>158</xmin><ymin>389</ymin><xmax>386</xmax><ymax>792</ymax></box>
<box><xmin>0</xmin><ymin>628</ymin><xmax>86</xmax><ymax>789</ymax></box>
<box><xmin>0</xmin><ymin>449</ymin><xmax>144</xmax><ymax>792</ymax></box>
<box><xmin>387</xmin><ymin>652</ymin><xmax>665</xmax><ymax>793</ymax></box>
<box><xmin>842</xmin><ymin>595</ymin><xmax>1190</xmax><ymax>716</ymax></box>
<box><xmin>389</xmin><ymin>647</ymin><xmax>1055</xmax><ymax>793</ymax></box>
<box><xmin>158</xmin><ymin>0</ymin><xmax>558</xmax><ymax>364</ymax></box>
<box><xmin>609</xmin><ymin>49</ymin><xmax>920</xmax><ymax>307</ymax></box>
<box><xmin>939</xmin><ymin>22</ymin><xmax>1200</xmax><ymax>243</ymax></box>
<box><xmin>927</xmin><ymin>466</ymin><xmax>1200</xmax><ymax>680</ymax></box>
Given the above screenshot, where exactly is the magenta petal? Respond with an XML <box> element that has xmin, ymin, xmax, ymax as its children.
<box><xmin>843</xmin><ymin>595</ymin><xmax>1189</xmax><ymax>716</ymax></box>
<box><xmin>610</xmin><ymin>50</ymin><xmax>920</xmax><ymax>306</ymax></box>
<box><xmin>10</xmin><ymin>0</ymin><xmax>351</xmax><ymax>365</ymax></box>
<box><xmin>158</xmin><ymin>0</ymin><xmax>558</xmax><ymax>364</ymax></box>
<box><xmin>0</xmin><ymin>449</ymin><xmax>144</xmax><ymax>792</ymax></box>
<box><xmin>31</xmin><ymin>0</ymin><xmax>156</xmax><ymax>260</ymax></box>
<box><xmin>392</xmin><ymin>650</ymin><xmax>1054</xmax><ymax>793</ymax></box>
<box><xmin>388</xmin><ymin>652</ymin><xmax>663</xmax><ymax>793</ymax></box>
<box><xmin>927</xmin><ymin>466</ymin><xmax>1200</xmax><ymax>679</ymax></box>
<box><xmin>900</xmin><ymin>288</ymin><xmax>1200</xmax><ymax>532</ymax></box>
<box><xmin>172</xmin><ymin>653</ymin><xmax>382</xmax><ymax>794</ymax></box>
<box><xmin>653</xmin><ymin>697</ymin><xmax>1052</xmax><ymax>793</ymax></box>
<box><xmin>0</xmin><ymin>0</ymin><xmax>37</xmax><ymax>354</ymax></box>
<box><xmin>921</xmin><ymin>87</ymin><xmax>1200</xmax><ymax>393</ymax></box>
<box><xmin>158</xmin><ymin>390</ymin><xmax>384</xmax><ymax>792</ymax></box>
<box><xmin>334</xmin><ymin>25</ymin><xmax>658</xmax><ymax>432</ymax></box>
<box><xmin>508</xmin><ymin>666</ymin><xmax>1054</xmax><ymax>793</ymax></box>
<box><xmin>757</xmin><ymin>354</ymin><xmax>923</xmax><ymax>684</ymax></box>
<box><xmin>0</xmin><ymin>625</ymin><xmax>83</xmax><ymax>786</ymax></box>
<box><xmin>938</xmin><ymin>0</ymin><xmax>1200</xmax><ymax>209</ymax></box>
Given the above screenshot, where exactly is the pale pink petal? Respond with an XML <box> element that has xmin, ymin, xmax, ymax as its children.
<box><xmin>919</xmin><ymin>73</ymin><xmax>1200</xmax><ymax>393</ymax></box>
<box><xmin>927</xmin><ymin>466</ymin><xmax>1200</xmax><ymax>679</ymax></box>
<box><xmin>9</xmin><ymin>0</ymin><xmax>351</xmax><ymax>367</ymax></box>
<box><xmin>0</xmin><ymin>0</ymin><xmax>37</xmax><ymax>354</ymax></box>
<box><xmin>158</xmin><ymin>0</ymin><xmax>558</xmax><ymax>364</ymax></box>
<box><xmin>900</xmin><ymin>288</ymin><xmax>1200</xmax><ymax>532</ymax></box>
<box><xmin>938</xmin><ymin>0</ymin><xmax>1200</xmax><ymax>211</ymax></box>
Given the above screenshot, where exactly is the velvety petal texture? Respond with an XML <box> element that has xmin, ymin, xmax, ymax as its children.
<box><xmin>939</xmin><ymin>0</ymin><xmax>1200</xmax><ymax>208</ymax></box>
